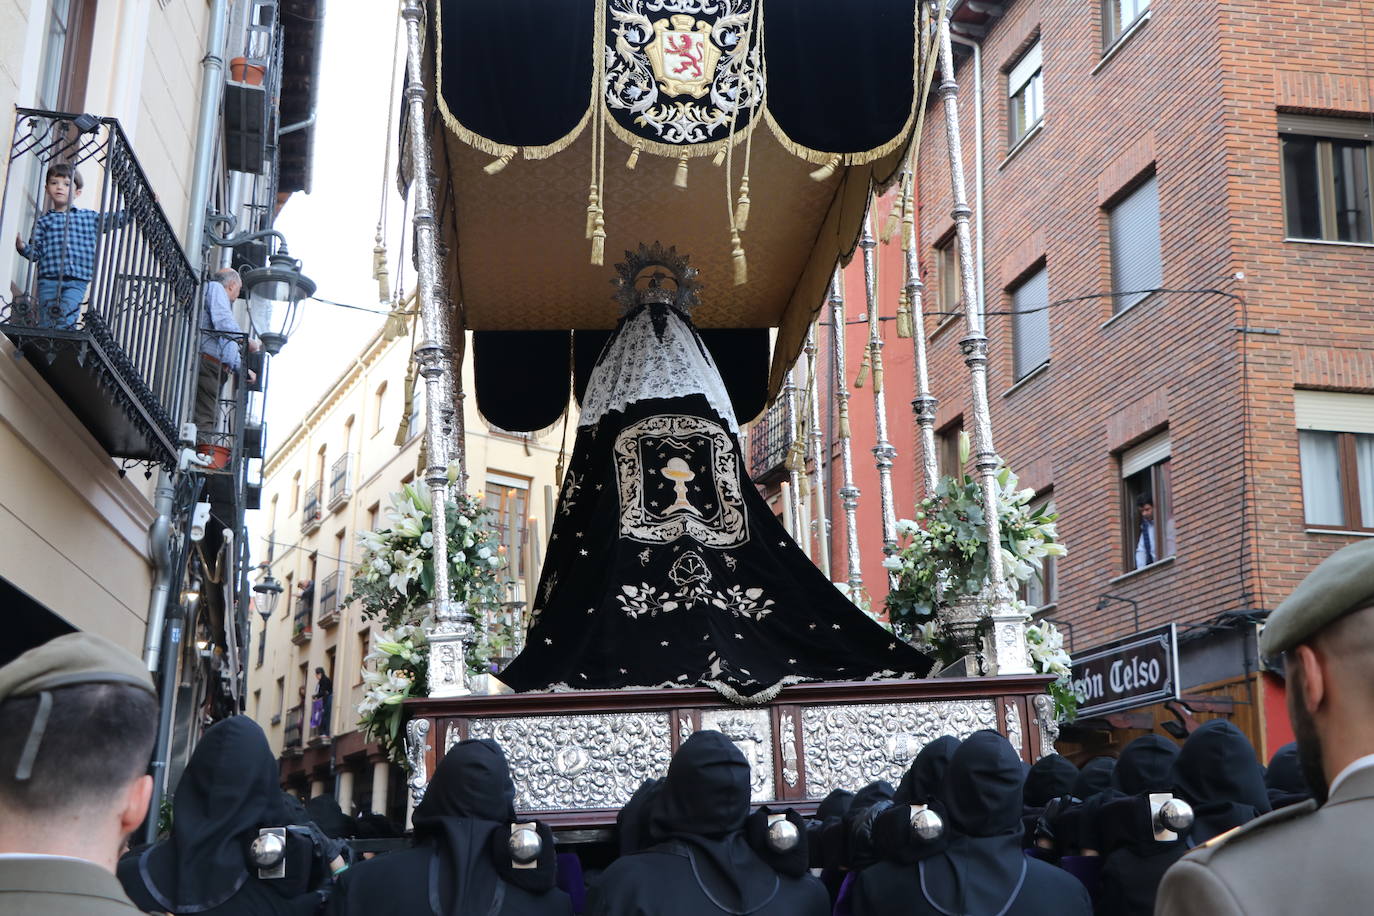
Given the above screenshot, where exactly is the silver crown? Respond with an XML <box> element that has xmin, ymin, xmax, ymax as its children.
<box><xmin>612</xmin><ymin>242</ymin><xmax>703</xmax><ymax>314</ymax></box>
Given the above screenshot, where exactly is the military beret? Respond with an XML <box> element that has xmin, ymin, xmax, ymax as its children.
<box><xmin>0</xmin><ymin>631</ymin><xmax>155</xmax><ymax>706</ymax></box>
<box><xmin>1261</xmin><ymin>540</ymin><xmax>1374</xmax><ymax>656</ymax></box>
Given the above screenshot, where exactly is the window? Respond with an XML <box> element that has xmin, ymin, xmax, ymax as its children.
<box><xmin>1120</xmin><ymin>432</ymin><xmax>1173</xmax><ymax>570</ymax></box>
<box><xmin>484</xmin><ymin>473</ymin><xmax>531</xmax><ymax>578</ymax></box>
<box><xmin>282</xmin><ymin>573</ymin><xmax>293</xmax><ymax>619</ymax></box>
<box><xmin>1108</xmin><ymin>174</ymin><xmax>1163</xmax><ymax>312</ymax></box>
<box><xmin>290</xmin><ymin>471</ymin><xmax>301</xmax><ymax>512</ymax></box>
<box><xmin>1011</xmin><ymin>265</ymin><xmax>1050</xmax><ymax>381</ymax></box>
<box><xmin>1103</xmin><ymin>0</ymin><xmax>1149</xmax><ymax>47</ymax></box>
<box><xmin>1295</xmin><ymin>391</ymin><xmax>1374</xmax><ymax>531</ymax></box>
<box><xmin>407</xmin><ymin>387</ymin><xmax>424</xmax><ymax>441</ymax></box>
<box><xmin>356</xmin><ymin>629</ymin><xmax>371</xmax><ymax>685</ymax></box>
<box><xmin>937</xmin><ymin>418</ymin><xmax>964</xmax><ymax>480</ymax></box>
<box><xmin>372</xmin><ymin>381</ymin><xmax>389</xmax><ymax>436</ymax></box>
<box><xmin>1280</xmin><ymin>115</ymin><xmax>1373</xmax><ymax>244</ymax></box>
<box><xmin>256</xmin><ymin>623</ymin><xmax>266</xmax><ymax>667</ymax></box>
<box><xmin>1021</xmin><ymin>498</ymin><xmax>1058</xmax><ymax>607</ymax></box>
<box><xmin>1007</xmin><ymin>40</ymin><xmax>1044</xmax><ymax>145</ymax></box>
<box><xmin>936</xmin><ymin>236</ymin><xmax>962</xmax><ymax>321</ymax></box>
<box><xmin>366</xmin><ymin>501</ymin><xmax>380</xmax><ymax>534</ymax></box>
<box><xmin>275</xmin><ymin>676</ymin><xmax>285</xmax><ymax>718</ymax></box>
<box><xmin>253</xmin><ymin>688</ymin><xmax>261</xmax><ymax>719</ymax></box>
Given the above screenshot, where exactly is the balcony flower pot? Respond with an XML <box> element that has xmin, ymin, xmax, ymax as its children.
<box><xmin>229</xmin><ymin>57</ymin><xmax>267</xmax><ymax>86</ymax></box>
<box><xmin>196</xmin><ymin>443</ymin><xmax>232</xmax><ymax>470</ymax></box>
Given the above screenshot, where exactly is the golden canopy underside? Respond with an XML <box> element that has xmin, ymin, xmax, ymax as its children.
<box><xmin>432</xmin><ymin>121</ymin><xmax>906</xmax><ymax>401</ymax></box>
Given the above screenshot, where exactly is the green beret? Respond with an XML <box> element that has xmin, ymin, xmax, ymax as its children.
<box><xmin>0</xmin><ymin>631</ymin><xmax>155</xmax><ymax>706</ymax></box>
<box><xmin>1261</xmin><ymin>540</ymin><xmax>1374</xmax><ymax>656</ymax></box>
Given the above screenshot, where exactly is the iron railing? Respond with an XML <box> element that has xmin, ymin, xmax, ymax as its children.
<box><xmin>300</xmin><ymin>480</ymin><xmax>322</xmax><ymax>533</ymax></box>
<box><xmin>317</xmin><ymin>569</ymin><xmax>346</xmax><ymax>625</ymax></box>
<box><xmin>284</xmin><ymin>702</ymin><xmax>304</xmax><ymax>750</ymax></box>
<box><xmin>328</xmin><ymin>453</ymin><xmax>352</xmax><ymax>509</ymax></box>
<box><xmin>291</xmin><ymin>595</ymin><xmax>312</xmax><ymax>644</ymax></box>
<box><xmin>1</xmin><ymin>110</ymin><xmax>199</xmax><ymax>465</ymax></box>
<box><xmin>748</xmin><ymin>399</ymin><xmax>792</xmax><ymax>479</ymax></box>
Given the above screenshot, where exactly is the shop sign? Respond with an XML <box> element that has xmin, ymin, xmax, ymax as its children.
<box><xmin>1069</xmin><ymin>623</ymin><xmax>1179</xmax><ymax>718</ymax></box>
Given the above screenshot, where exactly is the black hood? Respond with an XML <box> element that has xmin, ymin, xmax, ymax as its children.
<box><xmin>896</xmin><ymin>736</ymin><xmax>960</xmax><ymax>806</ymax></box>
<box><xmin>1023</xmin><ymin>753</ymin><xmax>1078</xmax><ymax>808</ymax></box>
<box><xmin>1265</xmin><ymin>742</ymin><xmax>1312</xmax><ymax>808</ymax></box>
<box><xmin>922</xmin><ymin>731</ymin><xmax>1029</xmax><ymax>915</ymax></box>
<box><xmin>1173</xmin><ymin>720</ymin><xmax>1271</xmax><ymax>843</ymax></box>
<box><xmin>305</xmin><ymin>793</ymin><xmax>357</xmax><ymax>839</ymax></box>
<box><xmin>1073</xmin><ymin>757</ymin><xmax>1116</xmax><ymax>800</ymax></box>
<box><xmin>815</xmin><ymin>788</ymin><xmax>855</xmax><ymax>822</ymax></box>
<box><xmin>1113</xmin><ymin>736</ymin><xmax>1179</xmax><ymax>796</ymax></box>
<box><xmin>415</xmin><ymin>737</ymin><xmax>517</xmax><ymax>825</ymax></box>
<box><xmin>127</xmin><ymin>716</ymin><xmax>288</xmax><ymax>913</ymax></box>
<box><xmin>648</xmin><ymin>730</ymin><xmax>778</xmax><ymax>914</ymax></box>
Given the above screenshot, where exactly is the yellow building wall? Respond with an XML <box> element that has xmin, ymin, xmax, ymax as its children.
<box><xmin>248</xmin><ymin>326</ymin><xmax>569</xmax><ymax>757</ymax></box>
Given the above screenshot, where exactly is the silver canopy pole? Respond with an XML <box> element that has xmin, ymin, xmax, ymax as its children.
<box><xmin>860</xmin><ymin>208</ymin><xmax>899</xmax><ymax>572</ymax></box>
<box><xmin>805</xmin><ymin>323</ymin><xmax>831</xmax><ymax>576</ymax></box>
<box><xmin>934</xmin><ymin>3</ymin><xmax>1029</xmax><ymax>674</ymax></box>
<box><xmin>402</xmin><ymin>0</ymin><xmax>472</xmax><ymax>696</ymax></box>
<box><xmin>830</xmin><ymin>268</ymin><xmax>863</xmax><ymax>594</ymax></box>
<box><xmin>782</xmin><ymin>365</ymin><xmax>806</xmax><ymax>548</ymax></box>
<box><xmin>903</xmin><ymin>169</ymin><xmax>940</xmax><ymax>498</ymax></box>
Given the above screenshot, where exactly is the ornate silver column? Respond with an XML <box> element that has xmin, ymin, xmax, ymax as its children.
<box><xmin>903</xmin><ymin>171</ymin><xmax>940</xmax><ymax>498</ymax></box>
<box><xmin>935</xmin><ymin>5</ymin><xmax>1029</xmax><ymax>675</ymax></box>
<box><xmin>860</xmin><ymin>209</ymin><xmax>899</xmax><ymax>565</ymax></box>
<box><xmin>830</xmin><ymin>268</ymin><xmax>863</xmax><ymax>594</ymax></box>
<box><xmin>782</xmin><ymin>365</ymin><xmax>805</xmax><ymax>547</ymax></box>
<box><xmin>805</xmin><ymin>323</ymin><xmax>831</xmax><ymax>576</ymax></box>
<box><xmin>402</xmin><ymin>0</ymin><xmax>474</xmax><ymax>695</ymax></box>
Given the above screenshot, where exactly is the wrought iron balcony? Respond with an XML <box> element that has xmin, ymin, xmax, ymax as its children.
<box><xmin>747</xmin><ymin>399</ymin><xmax>793</xmax><ymax>482</ymax></box>
<box><xmin>283</xmin><ymin>702</ymin><xmax>304</xmax><ymax>751</ymax></box>
<box><xmin>290</xmin><ymin>596</ymin><xmax>312</xmax><ymax>645</ymax></box>
<box><xmin>327</xmin><ymin>453</ymin><xmax>352</xmax><ymax>510</ymax></box>
<box><xmin>1</xmin><ymin>110</ymin><xmax>199</xmax><ymax>467</ymax></box>
<box><xmin>317</xmin><ymin>569</ymin><xmax>346</xmax><ymax>628</ymax></box>
<box><xmin>300</xmin><ymin>480</ymin><xmax>322</xmax><ymax>533</ymax></box>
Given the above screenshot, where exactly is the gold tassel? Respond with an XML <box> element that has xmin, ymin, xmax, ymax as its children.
<box><xmin>902</xmin><ymin>193</ymin><xmax>916</xmax><ymax>252</ymax></box>
<box><xmin>416</xmin><ymin>436</ymin><xmax>429</xmax><ymax>476</ymax></box>
<box><xmin>590</xmin><ymin>208</ymin><xmax>606</xmax><ymax>267</ymax></box>
<box><xmin>838</xmin><ymin>400</ymin><xmax>851</xmax><ymax>439</ymax></box>
<box><xmin>896</xmin><ymin>288</ymin><xmax>913</xmax><ymax>338</ymax></box>
<box><xmin>395</xmin><ymin>364</ymin><xmax>416</xmax><ymax>447</ymax></box>
<box><xmin>674</xmin><ymin>155</ymin><xmax>689</xmax><ymax>189</ymax></box>
<box><xmin>872</xmin><ymin>349</ymin><xmax>884</xmax><ymax>393</ymax></box>
<box><xmin>382</xmin><ymin>305</ymin><xmax>409</xmax><ymax>342</ymax></box>
<box><xmin>855</xmin><ymin>349</ymin><xmax>871</xmax><ymax>388</ymax></box>
<box><xmin>483</xmin><ymin>150</ymin><xmax>515</xmax><ymax>175</ymax></box>
<box><xmin>881</xmin><ymin>202</ymin><xmax>902</xmax><ymax>244</ymax></box>
<box><xmin>711</xmin><ymin>147</ymin><xmax>726</xmax><ymax>167</ymax></box>
<box><xmin>626</xmin><ymin>141</ymin><xmax>642</xmax><ymax>170</ymax></box>
<box><xmin>809</xmin><ymin>154</ymin><xmax>842</xmax><ymax>182</ymax></box>
<box><xmin>785</xmin><ymin>439</ymin><xmax>807</xmax><ymax>472</ymax></box>
<box><xmin>731</xmin><ymin>229</ymin><xmax>747</xmax><ymax>285</ymax></box>
<box><xmin>734</xmin><ymin>176</ymin><xmax>751</xmax><ymax>231</ymax></box>
<box><xmin>585</xmin><ymin>186</ymin><xmax>600</xmax><ymax>239</ymax></box>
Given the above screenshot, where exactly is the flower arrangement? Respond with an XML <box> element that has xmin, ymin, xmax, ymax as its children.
<box><xmin>1025</xmin><ymin>618</ymin><xmax>1076</xmax><ymax>721</ymax></box>
<box><xmin>349</xmin><ymin>470</ymin><xmax>516</xmax><ymax>763</ymax></box>
<box><xmin>883</xmin><ymin>433</ymin><xmax>1075</xmax><ymax>717</ymax></box>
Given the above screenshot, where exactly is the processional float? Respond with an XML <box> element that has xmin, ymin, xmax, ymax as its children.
<box><xmin>396</xmin><ymin>0</ymin><xmax>1053</xmax><ymax>823</ymax></box>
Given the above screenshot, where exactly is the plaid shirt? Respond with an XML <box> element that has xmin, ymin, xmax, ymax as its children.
<box><xmin>19</xmin><ymin>207</ymin><xmax>129</xmax><ymax>282</ymax></box>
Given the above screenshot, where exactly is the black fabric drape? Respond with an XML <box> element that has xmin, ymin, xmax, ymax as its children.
<box><xmin>474</xmin><ymin>331</ymin><xmax>573</xmax><ymax>432</ymax></box>
<box><xmin>437</xmin><ymin>0</ymin><xmax>593</xmax><ymax>147</ymax></box>
<box><xmin>762</xmin><ymin>0</ymin><xmax>915</xmax><ymax>154</ymax></box>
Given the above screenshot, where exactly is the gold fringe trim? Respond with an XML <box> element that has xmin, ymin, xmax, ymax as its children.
<box><xmin>433</xmin><ymin>0</ymin><xmax>593</xmax><ymax>161</ymax></box>
<box><xmin>602</xmin><ymin>112</ymin><xmax>759</xmax><ymax>166</ymax></box>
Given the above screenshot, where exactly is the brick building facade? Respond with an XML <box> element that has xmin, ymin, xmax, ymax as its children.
<box><xmin>905</xmin><ymin>0</ymin><xmax>1373</xmax><ymax>756</ymax></box>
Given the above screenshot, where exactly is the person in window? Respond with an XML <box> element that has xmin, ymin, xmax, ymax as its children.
<box><xmin>1135</xmin><ymin>496</ymin><xmax>1158</xmax><ymax>569</ymax></box>
<box><xmin>312</xmin><ymin>667</ymin><xmax>332</xmax><ymax>737</ymax></box>
<box><xmin>195</xmin><ymin>268</ymin><xmax>261</xmax><ymax>446</ymax></box>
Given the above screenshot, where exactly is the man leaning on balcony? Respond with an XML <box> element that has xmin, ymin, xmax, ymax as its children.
<box><xmin>196</xmin><ymin>268</ymin><xmax>259</xmax><ymax>446</ymax></box>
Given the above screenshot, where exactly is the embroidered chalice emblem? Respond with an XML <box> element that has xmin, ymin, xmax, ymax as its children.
<box><xmin>660</xmin><ymin>457</ymin><xmax>700</xmax><ymax>515</ymax></box>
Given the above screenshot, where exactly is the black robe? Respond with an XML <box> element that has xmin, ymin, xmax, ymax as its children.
<box><xmin>872</xmin><ymin>736</ymin><xmax>961</xmax><ymax>866</ymax></box>
<box><xmin>499</xmin><ymin>305</ymin><xmax>930</xmax><ymax>702</ymax></box>
<box><xmin>329</xmin><ymin>739</ymin><xmax>571</xmax><ymax>916</ymax></box>
<box><xmin>851</xmin><ymin>731</ymin><xmax>1091</xmax><ymax>916</ymax></box>
<box><xmin>590</xmin><ymin>731</ymin><xmax>828</xmax><ymax>916</ymax></box>
<box><xmin>118</xmin><ymin>717</ymin><xmax>325</xmax><ymax>915</ymax></box>
<box><xmin>1090</xmin><ymin>736</ymin><xmax>1183</xmax><ymax>916</ymax></box>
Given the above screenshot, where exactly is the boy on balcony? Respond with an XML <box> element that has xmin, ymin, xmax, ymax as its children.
<box><xmin>13</xmin><ymin>164</ymin><xmax>128</xmax><ymax>329</ymax></box>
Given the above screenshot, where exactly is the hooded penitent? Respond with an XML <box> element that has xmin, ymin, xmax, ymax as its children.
<box><xmin>851</xmin><ymin>731</ymin><xmax>1091</xmax><ymax>916</ymax></box>
<box><xmin>117</xmin><ymin>717</ymin><xmax>305</xmax><ymax>914</ymax></box>
<box><xmin>1172</xmin><ymin>719</ymin><xmax>1271</xmax><ymax>844</ymax></box>
<box><xmin>1023</xmin><ymin>754</ymin><xmax>1078</xmax><ymax>809</ymax></box>
<box><xmin>1265</xmin><ymin>742</ymin><xmax>1312</xmax><ymax>809</ymax></box>
<box><xmin>874</xmin><ymin>736</ymin><xmax>961</xmax><ymax>865</ymax></box>
<box><xmin>591</xmin><ymin>730</ymin><xmax>827</xmax><ymax>916</ymax></box>
<box><xmin>330</xmin><ymin>738</ymin><xmax>569</xmax><ymax>916</ymax></box>
<box><xmin>497</xmin><ymin>246</ymin><xmax>931</xmax><ymax>702</ymax></box>
<box><xmin>1091</xmin><ymin>737</ymin><xmax>1186</xmax><ymax>916</ymax></box>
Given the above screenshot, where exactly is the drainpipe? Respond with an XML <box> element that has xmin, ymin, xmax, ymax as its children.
<box><xmin>186</xmin><ymin>0</ymin><xmax>229</xmax><ymax>272</ymax></box>
<box><xmin>948</xmin><ymin>31</ymin><xmax>986</xmax><ymax>322</ymax></box>
<box><xmin>142</xmin><ymin>476</ymin><xmax>174</xmax><ymax>670</ymax></box>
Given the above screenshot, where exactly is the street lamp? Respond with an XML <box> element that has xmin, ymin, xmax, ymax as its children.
<box><xmin>253</xmin><ymin>570</ymin><xmax>283</xmax><ymax>622</ymax></box>
<box><xmin>242</xmin><ymin>247</ymin><xmax>316</xmax><ymax>355</ymax></box>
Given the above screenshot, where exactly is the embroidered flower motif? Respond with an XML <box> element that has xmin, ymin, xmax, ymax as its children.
<box><xmin>617</xmin><ymin>583</ymin><xmax>680</xmax><ymax>619</ymax></box>
<box><xmin>710</xmin><ymin>585</ymin><xmax>775</xmax><ymax>620</ymax></box>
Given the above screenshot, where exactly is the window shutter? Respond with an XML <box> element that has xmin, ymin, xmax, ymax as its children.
<box><xmin>1012</xmin><ymin>266</ymin><xmax>1050</xmax><ymax>380</ymax></box>
<box><xmin>1109</xmin><ymin>175</ymin><xmax>1163</xmax><ymax>312</ymax></box>
<box><xmin>1276</xmin><ymin>114</ymin><xmax>1372</xmax><ymax>142</ymax></box>
<box><xmin>1294</xmin><ymin>390</ymin><xmax>1374</xmax><ymax>434</ymax></box>
<box><xmin>1008</xmin><ymin>41</ymin><xmax>1042</xmax><ymax>97</ymax></box>
<box><xmin>1121</xmin><ymin>431</ymin><xmax>1170</xmax><ymax>478</ymax></box>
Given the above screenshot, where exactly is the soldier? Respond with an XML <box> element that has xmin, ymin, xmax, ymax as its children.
<box><xmin>1155</xmin><ymin>539</ymin><xmax>1374</xmax><ymax>915</ymax></box>
<box><xmin>0</xmin><ymin>633</ymin><xmax>159</xmax><ymax>915</ymax></box>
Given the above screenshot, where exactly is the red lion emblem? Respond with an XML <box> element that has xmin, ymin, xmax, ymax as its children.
<box><xmin>665</xmin><ymin>34</ymin><xmax>704</xmax><ymax>79</ymax></box>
